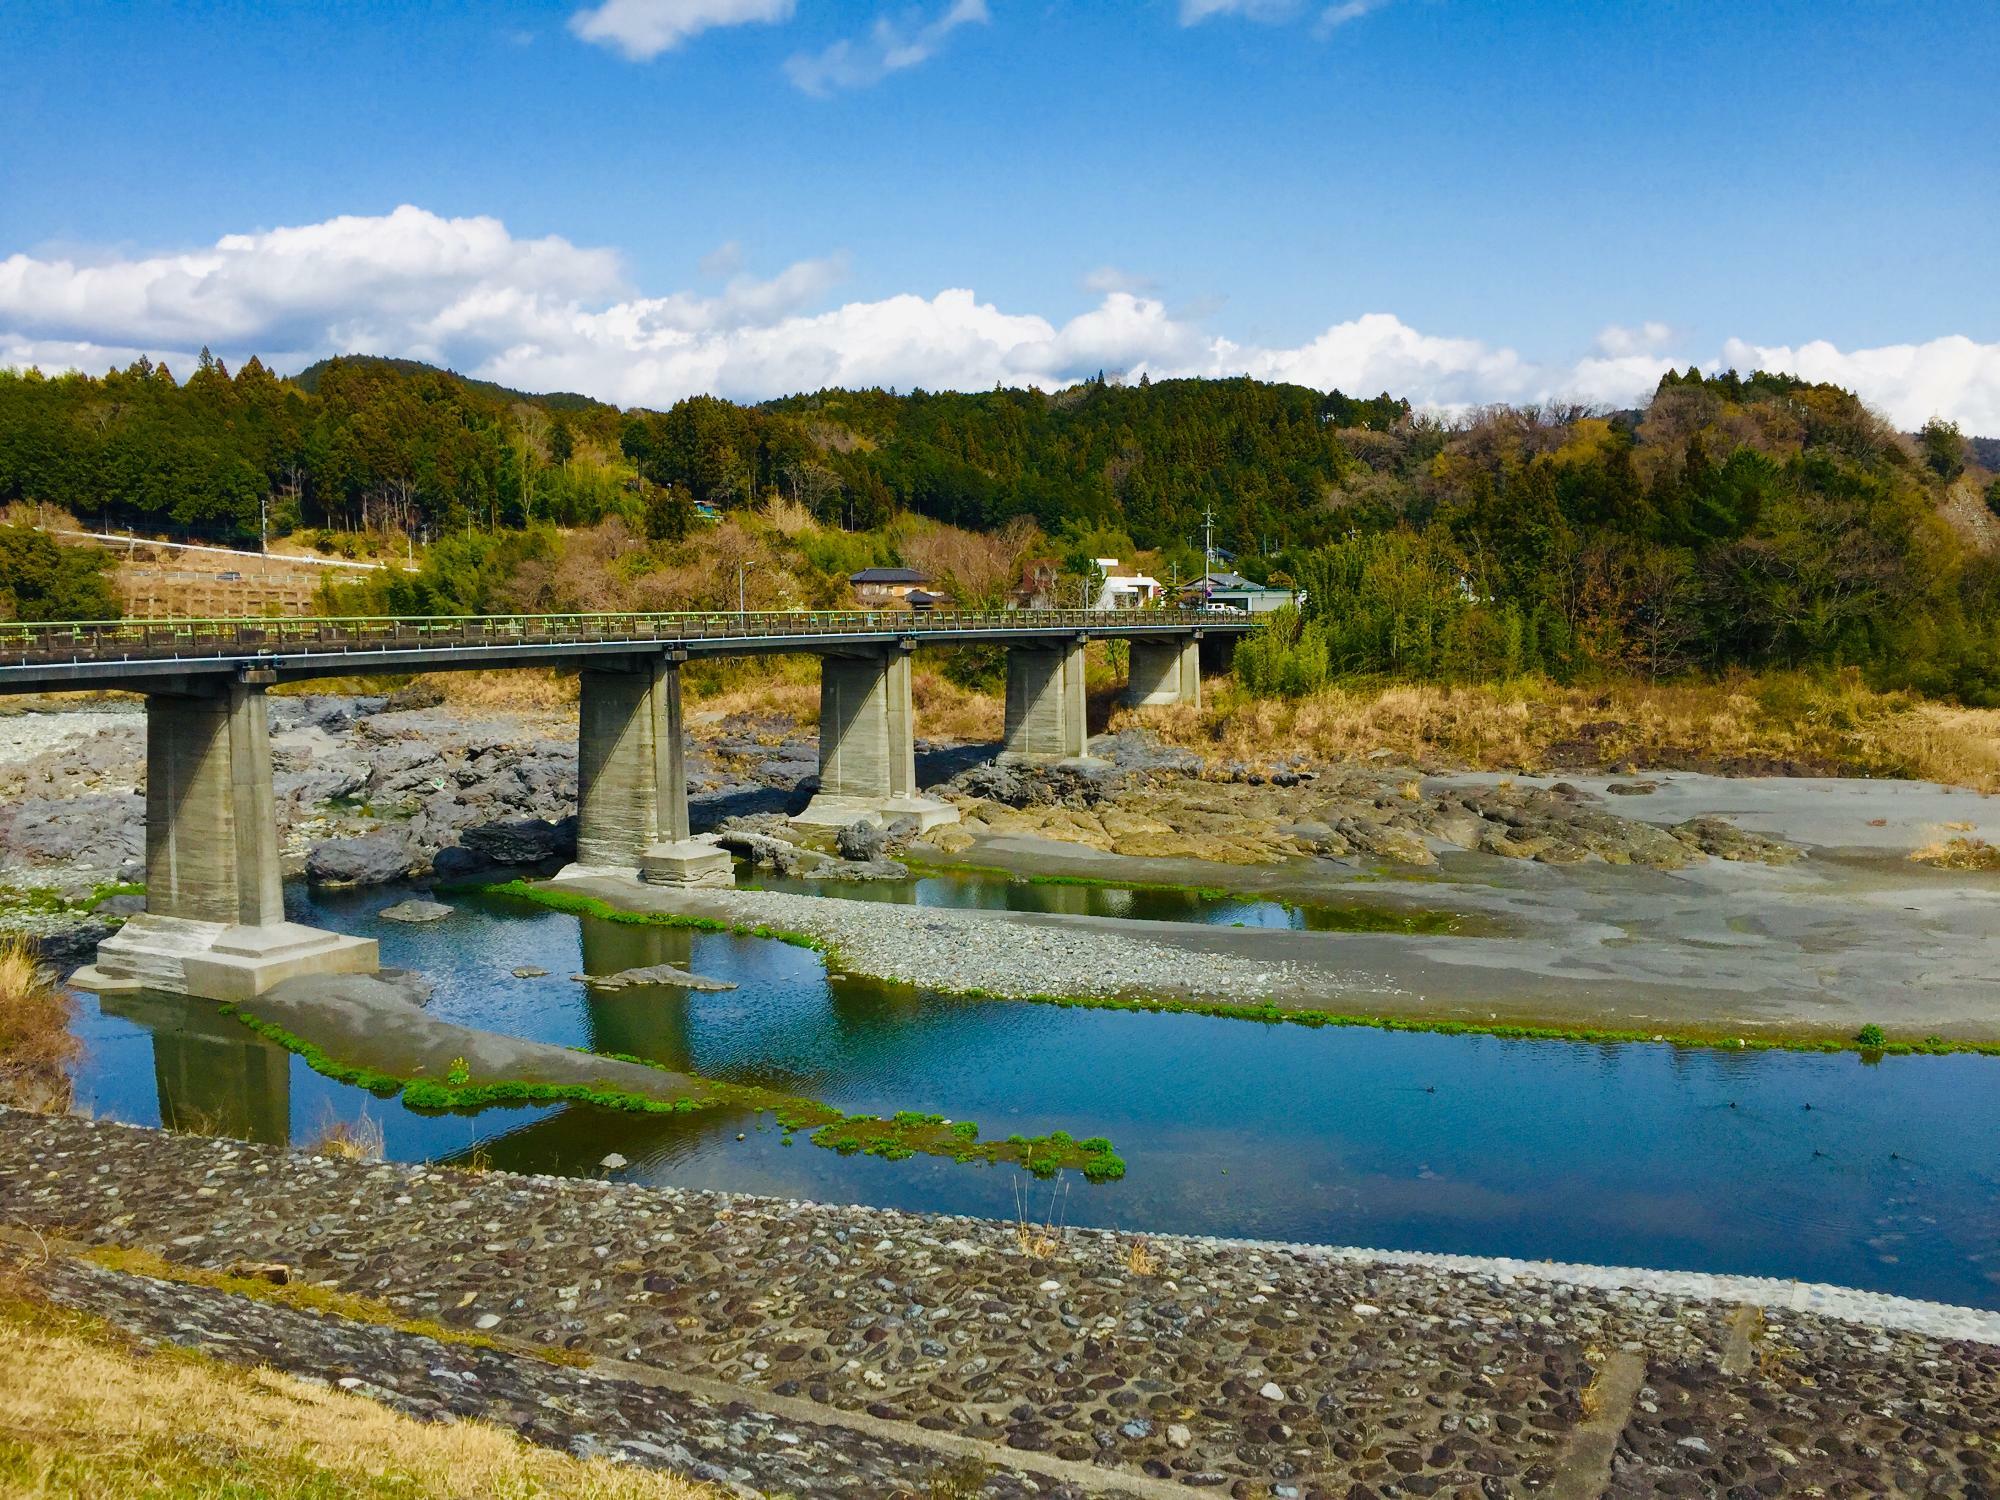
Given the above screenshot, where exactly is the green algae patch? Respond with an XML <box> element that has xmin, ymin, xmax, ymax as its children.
<box><xmin>946</xmin><ymin>986</ymin><xmax>2000</xmax><ymax>1060</ymax></box>
<box><xmin>217</xmin><ymin>1001</ymin><xmax>1123</xmax><ymax>1182</ymax></box>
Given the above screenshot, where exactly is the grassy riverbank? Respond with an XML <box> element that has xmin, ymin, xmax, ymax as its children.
<box><xmin>0</xmin><ymin>1269</ymin><xmax>716</xmax><ymax>1500</ymax></box>
<box><xmin>0</xmin><ymin>937</ymin><xmax>76</xmax><ymax>1113</ymax></box>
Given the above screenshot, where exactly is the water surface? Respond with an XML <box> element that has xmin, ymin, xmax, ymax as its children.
<box><xmin>67</xmin><ymin>882</ymin><xmax>2000</xmax><ymax>1310</ymax></box>
<box><xmin>744</xmin><ymin>865</ymin><xmax>1467</xmax><ymax>933</ymax></box>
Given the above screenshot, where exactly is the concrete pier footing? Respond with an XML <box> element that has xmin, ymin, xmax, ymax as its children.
<box><xmin>76</xmin><ymin>680</ymin><xmax>377</xmax><ymax>1000</ymax></box>
<box><xmin>1123</xmin><ymin>634</ymin><xmax>1202</xmax><ymax>710</ymax></box>
<box><xmin>795</xmin><ymin>647</ymin><xmax>956</xmax><ymax>830</ymax></box>
<box><xmin>563</xmin><ymin>656</ymin><xmax>732</xmax><ymax>888</ymax></box>
<box><xmin>1004</xmin><ymin>640</ymin><xmax>1090</xmax><ymax>759</ymax></box>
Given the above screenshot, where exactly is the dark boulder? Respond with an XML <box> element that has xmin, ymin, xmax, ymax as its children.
<box><xmin>305</xmin><ymin>833</ymin><xmax>414</xmax><ymax>887</ymax></box>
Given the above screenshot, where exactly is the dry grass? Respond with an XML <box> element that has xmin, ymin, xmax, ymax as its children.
<box><xmin>421</xmin><ymin>669</ymin><xmax>578</xmax><ymax>713</ymax></box>
<box><xmin>910</xmin><ymin>671</ymin><xmax>1003</xmax><ymax>743</ymax></box>
<box><xmin>0</xmin><ymin>937</ymin><xmax>77</xmax><ymax>1114</ymax></box>
<box><xmin>305</xmin><ymin>1105</ymin><xmax>384</xmax><ymax>1162</ymax></box>
<box><xmin>1121</xmin><ymin>671</ymin><xmax>2000</xmax><ymax>791</ymax></box>
<box><xmin>1909</xmin><ymin>835</ymin><xmax>2000</xmax><ymax>870</ymax></box>
<box><xmin>1123</xmin><ymin>1239</ymin><xmax>1160</xmax><ymax>1278</ymax></box>
<box><xmin>0</xmin><ymin>1277</ymin><xmax>716</xmax><ymax>1499</ymax></box>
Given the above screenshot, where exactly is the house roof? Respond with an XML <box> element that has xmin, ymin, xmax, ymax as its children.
<box><xmin>850</xmin><ymin>567</ymin><xmax>930</xmax><ymax>584</ymax></box>
<box><xmin>1181</xmin><ymin>572</ymin><xmax>1288</xmax><ymax>594</ymax></box>
<box><xmin>904</xmin><ymin>589</ymin><xmax>948</xmax><ymax>604</ymax></box>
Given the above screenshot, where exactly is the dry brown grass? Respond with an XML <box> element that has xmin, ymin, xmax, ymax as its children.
<box><xmin>1123</xmin><ymin>1239</ymin><xmax>1160</xmax><ymax>1278</ymax></box>
<box><xmin>1120</xmin><ymin>672</ymin><xmax>2000</xmax><ymax>791</ymax></box>
<box><xmin>911</xmin><ymin>671</ymin><xmax>1004</xmax><ymax>743</ymax></box>
<box><xmin>306</xmin><ymin>1105</ymin><xmax>384</xmax><ymax>1162</ymax></box>
<box><xmin>0</xmin><ymin>1276</ymin><xmax>716</xmax><ymax>1499</ymax></box>
<box><xmin>0</xmin><ymin>937</ymin><xmax>77</xmax><ymax>1114</ymax></box>
<box><xmin>422</xmin><ymin>669</ymin><xmax>578</xmax><ymax>713</ymax></box>
<box><xmin>1909</xmin><ymin>835</ymin><xmax>2000</xmax><ymax>870</ymax></box>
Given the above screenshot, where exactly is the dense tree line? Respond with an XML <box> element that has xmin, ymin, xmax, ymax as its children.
<box><xmin>2</xmin><ymin>351</ymin><xmax>1995</xmax><ymax>700</ymax></box>
<box><xmin>1238</xmin><ymin>372</ymin><xmax>2000</xmax><ymax>703</ymax></box>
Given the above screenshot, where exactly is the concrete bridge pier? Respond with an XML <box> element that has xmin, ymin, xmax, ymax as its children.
<box><xmin>564</xmin><ymin>654</ymin><xmax>731</xmax><ymax>887</ymax></box>
<box><xmin>794</xmin><ymin>644</ymin><xmax>957</xmax><ymax>831</ymax></box>
<box><xmin>1004</xmin><ymin>639</ymin><xmax>1090</xmax><ymax>759</ymax></box>
<box><xmin>1122</xmin><ymin>633</ymin><xmax>1202</xmax><ymax>709</ymax></box>
<box><xmin>77</xmin><ymin>675</ymin><xmax>377</xmax><ymax>1001</ymax></box>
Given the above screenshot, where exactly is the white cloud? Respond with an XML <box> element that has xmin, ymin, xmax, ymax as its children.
<box><xmin>5</xmin><ymin>206</ymin><xmax>1999</xmax><ymax>432</ymax></box>
<box><xmin>1080</xmin><ymin>266</ymin><xmax>1159</xmax><ymax>295</ymax></box>
<box><xmin>1593</xmin><ymin>321</ymin><xmax>1675</xmax><ymax>359</ymax></box>
<box><xmin>784</xmin><ymin>0</ymin><xmax>988</xmax><ymax>96</ymax></box>
<box><xmin>1317</xmin><ymin>0</ymin><xmax>1390</xmax><ymax>30</ymax></box>
<box><xmin>1722</xmin><ymin>334</ymin><xmax>2000</xmax><ymax>435</ymax></box>
<box><xmin>1179</xmin><ymin>0</ymin><xmax>1301</xmax><ymax>22</ymax></box>
<box><xmin>569</xmin><ymin>0</ymin><xmax>793</xmax><ymax>61</ymax></box>
<box><xmin>1180</xmin><ymin>0</ymin><xmax>1395</xmax><ymax>29</ymax></box>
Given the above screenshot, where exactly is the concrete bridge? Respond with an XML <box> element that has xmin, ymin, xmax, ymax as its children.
<box><xmin>0</xmin><ymin>609</ymin><xmax>1254</xmax><ymax>1000</ymax></box>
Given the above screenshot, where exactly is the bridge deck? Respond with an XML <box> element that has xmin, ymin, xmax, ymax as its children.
<box><xmin>0</xmin><ymin>608</ymin><xmax>1256</xmax><ymax>692</ymax></box>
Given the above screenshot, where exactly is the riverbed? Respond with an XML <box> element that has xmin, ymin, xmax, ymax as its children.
<box><xmin>67</xmin><ymin>875</ymin><xmax>2000</xmax><ymax>1310</ymax></box>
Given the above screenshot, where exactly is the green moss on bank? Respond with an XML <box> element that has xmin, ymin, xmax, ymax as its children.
<box><xmin>946</xmin><ymin>986</ymin><xmax>2000</xmax><ymax>1059</ymax></box>
<box><xmin>218</xmin><ymin>1000</ymin><xmax>1123</xmax><ymax>1181</ymax></box>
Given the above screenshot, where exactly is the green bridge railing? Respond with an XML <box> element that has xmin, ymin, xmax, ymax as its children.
<box><xmin>0</xmin><ymin>607</ymin><xmax>1253</xmax><ymax>670</ymax></box>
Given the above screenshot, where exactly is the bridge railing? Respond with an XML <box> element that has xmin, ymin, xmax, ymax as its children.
<box><xmin>0</xmin><ymin>607</ymin><xmax>1250</xmax><ymax>669</ymax></box>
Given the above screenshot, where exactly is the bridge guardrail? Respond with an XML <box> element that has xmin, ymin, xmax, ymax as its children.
<box><xmin>0</xmin><ymin>607</ymin><xmax>1251</xmax><ymax>670</ymax></box>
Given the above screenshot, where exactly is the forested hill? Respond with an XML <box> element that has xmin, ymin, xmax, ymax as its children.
<box><xmin>4</xmin><ymin>351</ymin><xmax>2000</xmax><ymax>699</ymax></box>
<box><xmin>0</xmin><ymin>352</ymin><xmax>1404</xmax><ymax>548</ymax></box>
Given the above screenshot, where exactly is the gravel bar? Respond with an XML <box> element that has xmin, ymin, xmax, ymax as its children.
<box><xmin>559</xmin><ymin>875</ymin><xmax>1367</xmax><ymax>1005</ymax></box>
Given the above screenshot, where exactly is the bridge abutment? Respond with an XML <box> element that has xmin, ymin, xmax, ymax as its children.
<box><xmin>1123</xmin><ymin>633</ymin><xmax>1202</xmax><ymax>710</ymax></box>
<box><xmin>1004</xmin><ymin>640</ymin><xmax>1091</xmax><ymax>759</ymax></box>
<box><xmin>77</xmin><ymin>678</ymin><xmax>377</xmax><ymax>1001</ymax></box>
<box><xmin>565</xmin><ymin>655</ymin><xmax>731</xmax><ymax>887</ymax></box>
<box><xmin>794</xmin><ymin>645</ymin><xmax>956</xmax><ymax>830</ymax></box>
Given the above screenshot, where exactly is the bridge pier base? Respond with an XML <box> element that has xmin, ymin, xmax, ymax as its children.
<box><xmin>1123</xmin><ymin>634</ymin><xmax>1201</xmax><ymax>709</ymax></box>
<box><xmin>1004</xmin><ymin>640</ymin><xmax>1090</xmax><ymax>759</ymax></box>
<box><xmin>795</xmin><ymin>646</ymin><xmax>957</xmax><ymax>831</ymax></box>
<box><xmin>561</xmin><ymin>656</ymin><xmax>731</xmax><ymax>888</ymax></box>
<box><xmin>76</xmin><ymin>679</ymin><xmax>377</xmax><ymax>1001</ymax></box>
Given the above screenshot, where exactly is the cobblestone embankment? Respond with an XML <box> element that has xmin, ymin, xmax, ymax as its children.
<box><xmin>4</xmin><ymin>1111</ymin><xmax>1996</xmax><ymax>1498</ymax></box>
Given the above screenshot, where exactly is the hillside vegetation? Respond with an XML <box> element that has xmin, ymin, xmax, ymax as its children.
<box><xmin>3</xmin><ymin>354</ymin><xmax>1998</xmax><ymax>705</ymax></box>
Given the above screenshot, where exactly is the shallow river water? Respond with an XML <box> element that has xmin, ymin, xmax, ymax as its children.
<box><xmin>69</xmin><ymin>880</ymin><xmax>2000</xmax><ymax>1310</ymax></box>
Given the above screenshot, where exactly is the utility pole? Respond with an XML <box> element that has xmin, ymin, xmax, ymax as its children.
<box><xmin>259</xmin><ymin>492</ymin><xmax>268</xmax><ymax>556</ymax></box>
<box><xmin>1201</xmin><ymin>504</ymin><xmax>1216</xmax><ymax>575</ymax></box>
<box><xmin>738</xmin><ymin>563</ymin><xmax>747</xmax><ymax>615</ymax></box>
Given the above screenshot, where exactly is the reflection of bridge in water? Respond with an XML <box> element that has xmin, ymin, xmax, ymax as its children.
<box><xmin>2</xmin><ymin>608</ymin><xmax>1251</xmax><ymax>1002</ymax></box>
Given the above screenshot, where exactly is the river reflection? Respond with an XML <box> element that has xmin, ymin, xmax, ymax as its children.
<box><xmin>63</xmin><ymin>883</ymin><xmax>2000</xmax><ymax>1311</ymax></box>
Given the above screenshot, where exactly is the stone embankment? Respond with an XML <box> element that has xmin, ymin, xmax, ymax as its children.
<box><xmin>5</xmin><ymin>1110</ymin><xmax>1996</xmax><ymax>1499</ymax></box>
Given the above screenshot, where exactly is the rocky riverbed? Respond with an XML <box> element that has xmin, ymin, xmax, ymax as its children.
<box><xmin>5</xmin><ymin>1109</ymin><xmax>1996</xmax><ymax>1498</ymax></box>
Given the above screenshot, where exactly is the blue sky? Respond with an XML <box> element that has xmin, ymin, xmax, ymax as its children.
<box><xmin>3</xmin><ymin>1</ymin><xmax>1997</xmax><ymax>427</ymax></box>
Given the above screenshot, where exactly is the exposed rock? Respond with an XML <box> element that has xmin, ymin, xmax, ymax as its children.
<box><xmin>377</xmin><ymin>899</ymin><xmax>454</xmax><ymax>924</ymax></box>
<box><xmin>1606</xmin><ymin>780</ymin><xmax>1659</xmax><ymax>796</ymax></box>
<box><xmin>576</xmin><ymin>963</ymin><xmax>738</xmax><ymax>992</ymax></box>
<box><xmin>458</xmin><ymin>816</ymin><xmax>576</xmax><ymax>866</ymax></box>
<box><xmin>1671</xmin><ymin>815</ymin><xmax>1802</xmax><ymax>864</ymax></box>
<box><xmin>835</xmin><ymin>820</ymin><xmax>888</xmax><ymax>862</ymax></box>
<box><xmin>305</xmin><ymin>833</ymin><xmax>414</xmax><ymax>887</ymax></box>
<box><xmin>510</xmin><ymin>965</ymin><xmax>548</xmax><ymax>978</ymax></box>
